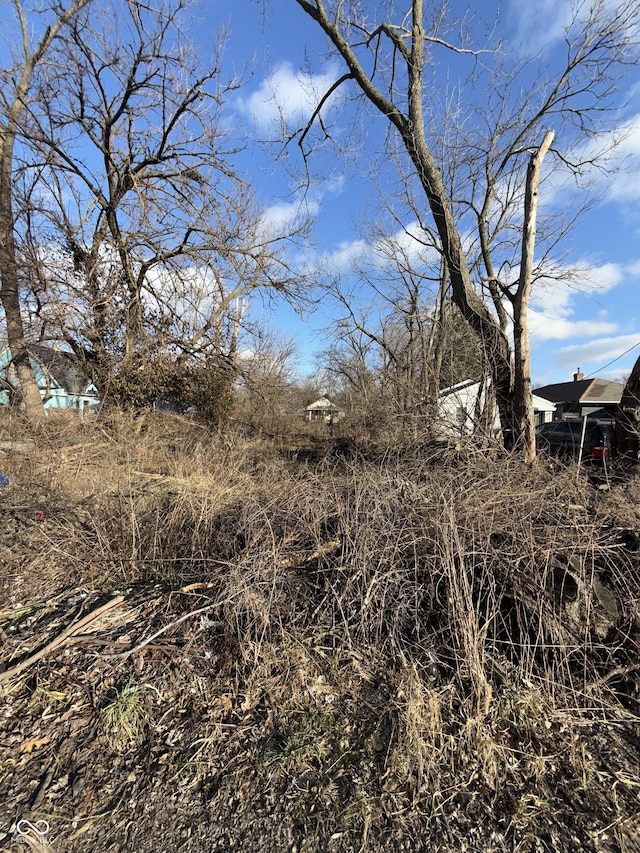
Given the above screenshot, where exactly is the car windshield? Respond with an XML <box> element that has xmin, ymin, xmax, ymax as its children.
<box><xmin>536</xmin><ymin>421</ymin><xmax>580</xmax><ymax>436</ymax></box>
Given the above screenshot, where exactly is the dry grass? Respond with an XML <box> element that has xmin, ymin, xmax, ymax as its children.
<box><xmin>1</xmin><ymin>410</ymin><xmax>639</xmax><ymax>851</ymax></box>
<box><xmin>99</xmin><ymin>678</ymin><xmax>150</xmax><ymax>753</ymax></box>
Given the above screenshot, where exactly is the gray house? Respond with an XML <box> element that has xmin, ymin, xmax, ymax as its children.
<box><xmin>534</xmin><ymin>369</ymin><xmax>624</xmax><ymax>421</ymax></box>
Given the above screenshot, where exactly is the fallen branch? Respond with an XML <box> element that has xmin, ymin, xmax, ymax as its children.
<box><xmin>277</xmin><ymin>539</ymin><xmax>342</xmax><ymax>570</ymax></box>
<box><xmin>100</xmin><ymin>603</ymin><xmax>224</xmax><ymax>661</ymax></box>
<box><xmin>0</xmin><ymin>596</ymin><xmax>124</xmax><ymax>684</ymax></box>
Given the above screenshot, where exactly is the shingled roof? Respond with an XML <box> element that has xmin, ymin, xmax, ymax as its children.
<box><xmin>534</xmin><ymin>378</ymin><xmax>624</xmax><ymax>406</ymax></box>
<box><xmin>27</xmin><ymin>344</ymin><xmax>94</xmax><ymax>395</ymax></box>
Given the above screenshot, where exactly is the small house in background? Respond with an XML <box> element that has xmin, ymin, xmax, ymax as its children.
<box><xmin>304</xmin><ymin>395</ymin><xmax>344</xmax><ymax>424</ymax></box>
<box><xmin>532</xmin><ymin>394</ymin><xmax>558</xmax><ymax>425</ymax></box>
<box><xmin>437</xmin><ymin>379</ymin><xmax>498</xmax><ymax>437</ymax></box>
<box><xmin>438</xmin><ymin>378</ymin><xmax>556</xmax><ymax>437</ymax></box>
<box><xmin>0</xmin><ymin>344</ymin><xmax>100</xmax><ymax>415</ymax></box>
<box><xmin>534</xmin><ymin>369</ymin><xmax>624</xmax><ymax>421</ymax></box>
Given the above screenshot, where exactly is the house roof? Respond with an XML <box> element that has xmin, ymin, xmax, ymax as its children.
<box><xmin>439</xmin><ymin>378</ymin><xmax>482</xmax><ymax>397</ymax></box>
<box><xmin>532</xmin><ymin>393</ymin><xmax>556</xmax><ymax>412</ymax></box>
<box><xmin>1</xmin><ymin>344</ymin><xmax>94</xmax><ymax>396</ymax></box>
<box><xmin>533</xmin><ymin>379</ymin><xmax>593</xmax><ymax>403</ymax></box>
<box><xmin>29</xmin><ymin>345</ymin><xmax>94</xmax><ymax>395</ymax></box>
<box><xmin>533</xmin><ymin>378</ymin><xmax>624</xmax><ymax>406</ymax></box>
<box><xmin>580</xmin><ymin>379</ymin><xmax>625</xmax><ymax>405</ymax></box>
<box><xmin>305</xmin><ymin>395</ymin><xmax>341</xmax><ymax>411</ymax></box>
<box><xmin>439</xmin><ymin>378</ymin><xmax>555</xmax><ymax>413</ymax></box>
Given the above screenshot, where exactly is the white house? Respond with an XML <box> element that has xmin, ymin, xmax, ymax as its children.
<box><xmin>304</xmin><ymin>395</ymin><xmax>344</xmax><ymax>424</ymax></box>
<box><xmin>437</xmin><ymin>379</ymin><xmax>556</xmax><ymax>437</ymax></box>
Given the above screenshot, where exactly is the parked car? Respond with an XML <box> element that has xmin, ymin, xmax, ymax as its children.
<box><xmin>535</xmin><ymin>418</ymin><xmax>614</xmax><ymax>461</ymax></box>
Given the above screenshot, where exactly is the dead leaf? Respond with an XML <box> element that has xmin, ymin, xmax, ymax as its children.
<box><xmin>211</xmin><ymin>694</ymin><xmax>233</xmax><ymax>716</ymax></box>
<box><xmin>51</xmin><ymin>707</ymin><xmax>75</xmax><ymax>725</ymax></box>
<box><xmin>19</xmin><ymin>736</ymin><xmax>51</xmax><ymax>753</ymax></box>
<box><xmin>47</xmin><ymin>690</ymin><xmax>67</xmax><ymax>701</ymax></box>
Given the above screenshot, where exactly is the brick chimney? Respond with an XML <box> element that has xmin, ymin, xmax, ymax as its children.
<box><xmin>573</xmin><ymin>368</ymin><xmax>584</xmax><ymax>381</ymax></box>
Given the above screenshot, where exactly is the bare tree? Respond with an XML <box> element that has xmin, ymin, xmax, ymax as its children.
<box><xmin>289</xmin><ymin>0</ymin><xmax>640</xmax><ymax>454</ymax></box>
<box><xmin>14</xmin><ymin>0</ymin><xmax>310</xmax><ymax>409</ymax></box>
<box><xmin>0</xmin><ymin>0</ymin><xmax>91</xmax><ymax>416</ymax></box>
<box><xmin>322</xmin><ymin>245</ymin><xmax>483</xmax><ymax>440</ymax></box>
<box><xmin>232</xmin><ymin>329</ymin><xmax>300</xmax><ymax>431</ymax></box>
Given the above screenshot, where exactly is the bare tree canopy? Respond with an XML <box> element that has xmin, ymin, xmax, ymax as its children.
<box><xmin>3</xmin><ymin>0</ymin><xmax>312</xmax><ymax>414</ymax></box>
<box><xmin>288</xmin><ymin>0</ymin><xmax>640</xmax><ymax>453</ymax></box>
<box><xmin>316</xmin><ymin>207</ymin><xmax>485</xmax><ymax>442</ymax></box>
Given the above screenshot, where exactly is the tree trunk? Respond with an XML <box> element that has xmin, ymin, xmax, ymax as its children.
<box><xmin>294</xmin><ymin>0</ymin><xmax>517</xmax><ymax>443</ymax></box>
<box><xmin>513</xmin><ymin>130</ymin><xmax>554</xmax><ymax>463</ymax></box>
<box><xmin>401</xmin><ymin>129</ymin><xmax>516</xmax><ymax>442</ymax></box>
<box><xmin>0</xmin><ymin>133</ymin><xmax>44</xmax><ymax>416</ymax></box>
<box><xmin>0</xmin><ymin>0</ymin><xmax>92</xmax><ymax>418</ymax></box>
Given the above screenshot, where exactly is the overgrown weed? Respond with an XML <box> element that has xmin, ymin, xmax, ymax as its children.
<box><xmin>3</xmin><ymin>415</ymin><xmax>640</xmax><ymax>848</ymax></box>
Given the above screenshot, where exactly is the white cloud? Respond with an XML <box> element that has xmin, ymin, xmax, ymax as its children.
<box><xmin>552</xmin><ymin>334</ymin><xmax>640</xmax><ymax>374</ymax></box>
<box><xmin>325</xmin><ymin>238</ymin><xmax>368</xmax><ymax>270</ymax></box>
<box><xmin>530</xmin><ymin>261</ymin><xmax>624</xmax><ymax>321</ymax></box>
<box><xmin>236</xmin><ymin>61</ymin><xmax>341</xmax><ymax>136</ymax></box>
<box><xmin>323</xmin><ymin>174</ymin><xmax>346</xmax><ymax>197</ymax></box>
<box><xmin>508</xmin><ymin>0</ymin><xmax>574</xmax><ymax>52</ymax></box>
<box><xmin>527</xmin><ymin>259</ymin><xmax>639</xmax><ymax>342</ymax></box>
<box><xmin>508</xmin><ymin>0</ymin><xmax>637</xmax><ymax>57</ymax></box>
<box><xmin>555</xmin><ymin>111</ymin><xmax>640</xmax><ymax>200</ymax></box>
<box><xmin>378</xmin><ymin>220</ymin><xmax>440</xmax><ymax>265</ymax></box>
<box><xmin>532</xmin><ymin>111</ymin><xmax>640</xmax><ymax>216</ymax></box>
<box><xmin>259</xmin><ymin>173</ymin><xmax>347</xmax><ymax>240</ymax></box>
<box><xmin>529</xmin><ymin>312</ymin><xmax>618</xmax><ymax>342</ymax></box>
<box><xmin>323</xmin><ymin>218</ymin><xmax>442</xmax><ymax>273</ymax></box>
<box><xmin>601</xmin><ymin>113</ymin><xmax>640</xmax><ymax>202</ymax></box>
<box><xmin>260</xmin><ymin>198</ymin><xmax>319</xmax><ymax>234</ymax></box>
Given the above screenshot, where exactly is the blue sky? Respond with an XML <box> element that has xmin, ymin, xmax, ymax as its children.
<box><xmin>194</xmin><ymin>0</ymin><xmax>640</xmax><ymax>388</ymax></box>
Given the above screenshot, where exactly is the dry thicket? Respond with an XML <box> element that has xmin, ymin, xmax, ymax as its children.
<box><xmin>0</xmin><ymin>410</ymin><xmax>639</xmax><ymax>852</ymax></box>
